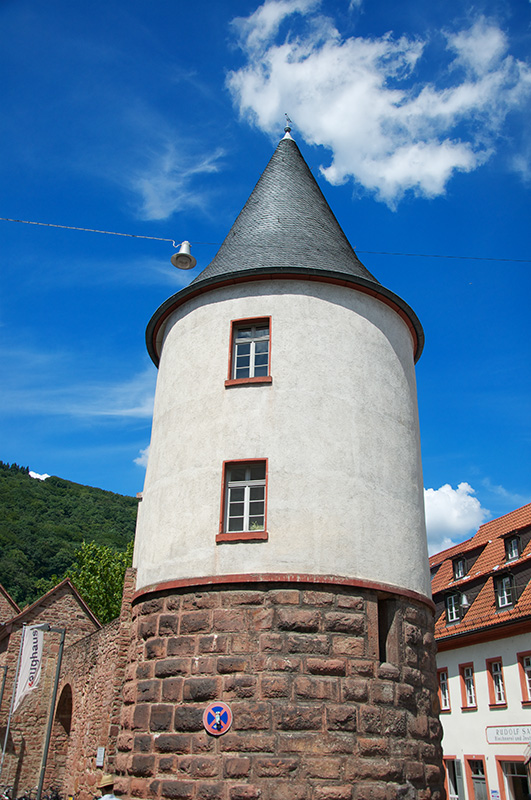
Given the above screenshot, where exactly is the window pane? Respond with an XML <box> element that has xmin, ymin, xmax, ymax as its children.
<box><xmin>232</xmin><ymin>323</ymin><xmax>270</xmax><ymax>379</ymax></box>
<box><xmin>494</xmin><ymin>675</ymin><xmax>505</xmax><ymax>703</ymax></box>
<box><xmin>447</xmin><ymin>595</ymin><xmax>460</xmax><ymax>622</ymax></box>
<box><xmin>507</xmin><ymin>538</ymin><xmax>519</xmax><ymax>560</ymax></box>
<box><xmin>497</xmin><ymin>577</ymin><xmax>513</xmax><ymax>606</ymax></box>
<box><xmin>249</xmin><ymin>464</ymin><xmax>266</xmax><ymax>480</ymax></box>
<box><xmin>439</xmin><ymin>671</ymin><xmax>450</xmax><ymax>710</ymax></box>
<box><xmin>224</xmin><ymin>461</ymin><xmax>266</xmax><ymax>534</ymax></box>
<box><xmin>229</xmin><ymin>471</ymin><xmax>246</xmax><ymax>485</ymax></box>
<box><xmin>464</xmin><ymin>668</ymin><xmax>475</xmax><ymax>705</ymax></box>
<box><xmin>524</xmin><ymin>658</ymin><xmax>531</xmax><ymax>695</ymax></box>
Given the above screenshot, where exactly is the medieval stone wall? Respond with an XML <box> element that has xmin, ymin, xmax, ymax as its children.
<box><xmin>50</xmin><ymin>568</ymin><xmax>136</xmax><ymax>800</ymax></box>
<box><xmin>0</xmin><ymin>584</ymin><xmax>100</xmax><ymax>795</ymax></box>
<box><xmin>47</xmin><ymin>618</ymin><xmax>120</xmax><ymax>797</ymax></box>
<box><xmin>116</xmin><ymin>583</ymin><xmax>444</xmax><ymax>800</ymax></box>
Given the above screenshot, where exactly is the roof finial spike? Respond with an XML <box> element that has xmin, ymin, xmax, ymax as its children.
<box><xmin>283</xmin><ymin>113</ymin><xmax>294</xmax><ymax>139</ymax></box>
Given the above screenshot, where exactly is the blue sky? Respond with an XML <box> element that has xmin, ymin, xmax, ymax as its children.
<box><xmin>1</xmin><ymin>0</ymin><xmax>530</xmax><ymax>554</ymax></box>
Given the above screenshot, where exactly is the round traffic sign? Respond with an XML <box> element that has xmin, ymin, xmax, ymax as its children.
<box><xmin>203</xmin><ymin>702</ymin><xmax>233</xmax><ymax>736</ymax></box>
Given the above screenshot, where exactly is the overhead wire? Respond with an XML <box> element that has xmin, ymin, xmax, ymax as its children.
<box><xmin>1</xmin><ymin>215</ymin><xmax>530</xmax><ymax>264</ymax></box>
<box><xmin>0</xmin><ymin>217</ymin><xmax>182</xmax><ymax>248</ymax></box>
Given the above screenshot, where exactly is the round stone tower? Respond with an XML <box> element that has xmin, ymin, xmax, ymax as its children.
<box><xmin>117</xmin><ymin>132</ymin><xmax>444</xmax><ymax>800</ymax></box>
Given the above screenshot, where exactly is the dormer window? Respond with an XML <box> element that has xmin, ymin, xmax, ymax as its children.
<box><xmin>446</xmin><ymin>593</ymin><xmax>461</xmax><ymax>623</ymax></box>
<box><xmin>453</xmin><ymin>558</ymin><xmax>465</xmax><ymax>580</ymax></box>
<box><xmin>495</xmin><ymin>574</ymin><xmax>514</xmax><ymax>609</ymax></box>
<box><xmin>505</xmin><ymin>536</ymin><xmax>519</xmax><ymax>562</ymax></box>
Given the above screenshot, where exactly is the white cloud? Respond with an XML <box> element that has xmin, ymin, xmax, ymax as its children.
<box><xmin>228</xmin><ymin>2</ymin><xmax>531</xmax><ymax>204</ymax></box>
<box><xmin>424</xmin><ymin>482</ymin><xmax>490</xmax><ymax>555</ymax></box>
<box><xmin>134</xmin><ymin>446</ymin><xmax>150</xmax><ymax>468</ymax></box>
<box><xmin>481</xmin><ymin>478</ymin><xmax>531</xmax><ymax>508</ymax></box>
<box><xmin>76</xmin><ymin>368</ymin><xmax>156</xmax><ymax>418</ymax></box>
<box><xmin>232</xmin><ymin>0</ymin><xmax>320</xmax><ymax>52</ymax></box>
<box><xmin>131</xmin><ymin>142</ymin><xmax>225</xmax><ymax>221</ymax></box>
<box><xmin>447</xmin><ymin>17</ymin><xmax>507</xmax><ymax>76</ymax></box>
<box><xmin>29</xmin><ymin>471</ymin><xmax>50</xmax><ymax>481</ymax></box>
<box><xmin>0</xmin><ymin>348</ymin><xmax>156</xmax><ymax>421</ymax></box>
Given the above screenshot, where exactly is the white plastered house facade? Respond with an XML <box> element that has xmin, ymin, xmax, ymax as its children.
<box><xmin>430</xmin><ymin>503</ymin><xmax>531</xmax><ymax>800</ymax></box>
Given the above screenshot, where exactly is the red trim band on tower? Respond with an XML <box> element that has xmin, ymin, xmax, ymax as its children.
<box><xmin>132</xmin><ymin>572</ymin><xmax>435</xmax><ymax>611</ymax></box>
<box><xmin>147</xmin><ymin>270</ymin><xmax>424</xmax><ymax>366</ymax></box>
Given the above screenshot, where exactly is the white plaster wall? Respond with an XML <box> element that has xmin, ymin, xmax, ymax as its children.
<box><xmin>134</xmin><ymin>279</ymin><xmax>429</xmax><ymax>596</ymax></box>
<box><xmin>437</xmin><ymin>634</ymin><xmax>531</xmax><ymax>796</ymax></box>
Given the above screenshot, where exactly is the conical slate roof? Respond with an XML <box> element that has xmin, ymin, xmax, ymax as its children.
<box><xmin>147</xmin><ymin>134</ymin><xmax>424</xmax><ymax>365</ymax></box>
<box><xmin>191</xmin><ymin>134</ymin><xmax>378</xmax><ymax>284</ymax></box>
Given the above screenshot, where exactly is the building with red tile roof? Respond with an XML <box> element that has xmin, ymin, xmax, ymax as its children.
<box><xmin>430</xmin><ymin>502</ymin><xmax>531</xmax><ymax>800</ymax></box>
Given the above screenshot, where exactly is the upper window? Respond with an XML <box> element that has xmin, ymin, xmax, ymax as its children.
<box><xmin>495</xmin><ymin>574</ymin><xmax>514</xmax><ymax>609</ymax></box>
<box><xmin>446</xmin><ymin>593</ymin><xmax>461</xmax><ymax>624</ymax></box>
<box><xmin>226</xmin><ymin>318</ymin><xmax>272</xmax><ymax>386</ymax></box>
<box><xmin>505</xmin><ymin>536</ymin><xmax>519</xmax><ymax>562</ymax></box>
<box><xmin>217</xmin><ymin>460</ymin><xmax>268</xmax><ymax>543</ymax></box>
<box><xmin>453</xmin><ymin>558</ymin><xmax>465</xmax><ymax>580</ymax></box>
<box><xmin>438</xmin><ymin>668</ymin><xmax>451</xmax><ymax>712</ymax></box>
<box><xmin>517</xmin><ymin>651</ymin><xmax>531</xmax><ymax>705</ymax></box>
<box><xmin>486</xmin><ymin>658</ymin><xmax>506</xmax><ymax>706</ymax></box>
<box><xmin>459</xmin><ymin>663</ymin><xmax>477</xmax><ymax>709</ymax></box>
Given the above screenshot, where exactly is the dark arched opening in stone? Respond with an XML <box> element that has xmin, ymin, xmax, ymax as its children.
<box><xmin>55</xmin><ymin>684</ymin><xmax>72</xmax><ymax>735</ymax></box>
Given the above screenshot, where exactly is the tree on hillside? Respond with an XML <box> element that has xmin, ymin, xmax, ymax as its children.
<box><xmin>66</xmin><ymin>540</ymin><xmax>134</xmax><ymax>624</ymax></box>
<box><xmin>0</xmin><ymin>464</ymin><xmax>137</xmax><ymax>606</ymax></box>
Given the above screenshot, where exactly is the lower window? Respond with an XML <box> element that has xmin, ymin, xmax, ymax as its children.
<box><xmin>499</xmin><ymin>760</ymin><xmax>530</xmax><ymax>800</ymax></box>
<box><xmin>444</xmin><ymin>759</ymin><xmax>464</xmax><ymax>800</ymax></box>
<box><xmin>217</xmin><ymin>460</ymin><xmax>268</xmax><ymax>543</ymax></box>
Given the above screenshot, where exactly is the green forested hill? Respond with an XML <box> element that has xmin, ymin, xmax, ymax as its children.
<box><xmin>0</xmin><ymin>461</ymin><xmax>138</xmax><ymax>608</ymax></box>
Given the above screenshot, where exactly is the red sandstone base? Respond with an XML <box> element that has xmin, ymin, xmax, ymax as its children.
<box><xmin>116</xmin><ymin>583</ymin><xmax>444</xmax><ymax>800</ymax></box>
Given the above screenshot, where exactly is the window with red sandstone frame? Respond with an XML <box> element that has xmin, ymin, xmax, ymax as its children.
<box><xmin>517</xmin><ymin>651</ymin><xmax>531</xmax><ymax>705</ymax></box>
<box><xmin>486</xmin><ymin>658</ymin><xmax>506</xmax><ymax>706</ymax></box>
<box><xmin>438</xmin><ymin>668</ymin><xmax>451</xmax><ymax>712</ymax></box>
<box><xmin>225</xmin><ymin>318</ymin><xmax>272</xmax><ymax>386</ymax></box>
<box><xmin>217</xmin><ymin>460</ymin><xmax>268</xmax><ymax>543</ymax></box>
<box><xmin>459</xmin><ymin>663</ymin><xmax>477</xmax><ymax>709</ymax></box>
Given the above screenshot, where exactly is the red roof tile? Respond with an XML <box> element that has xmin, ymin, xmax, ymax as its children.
<box><xmin>431</xmin><ymin>502</ymin><xmax>531</xmax><ymax>642</ymax></box>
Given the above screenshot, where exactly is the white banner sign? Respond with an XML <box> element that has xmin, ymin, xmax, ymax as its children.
<box><xmin>486</xmin><ymin>725</ymin><xmax>531</xmax><ymax>744</ymax></box>
<box><xmin>13</xmin><ymin>626</ymin><xmax>44</xmax><ymax>712</ymax></box>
